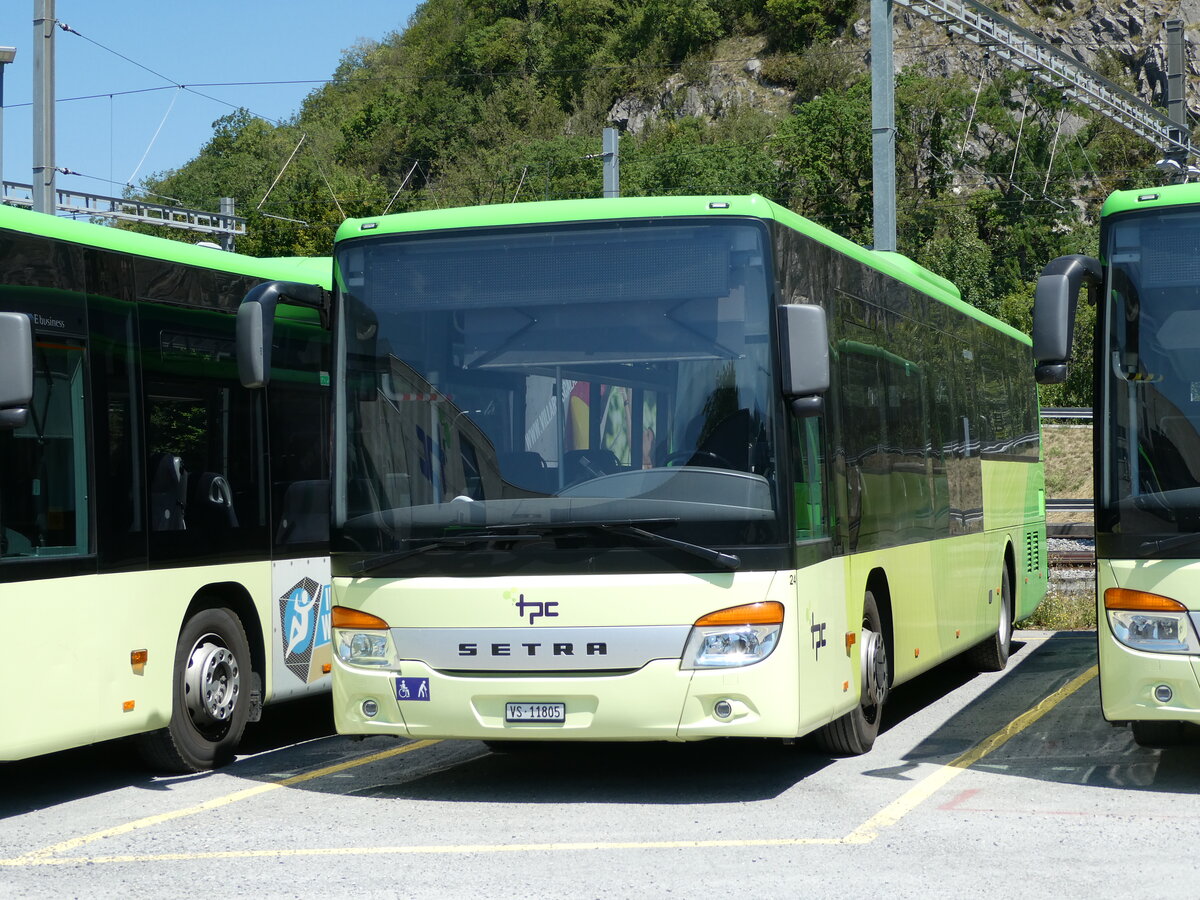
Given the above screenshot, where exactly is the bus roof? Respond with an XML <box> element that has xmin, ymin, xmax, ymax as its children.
<box><xmin>336</xmin><ymin>194</ymin><xmax>1028</xmax><ymax>345</ymax></box>
<box><xmin>0</xmin><ymin>203</ymin><xmax>330</xmax><ymax>288</ymax></box>
<box><xmin>1101</xmin><ymin>181</ymin><xmax>1200</xmax><ymax>217</ymax></box>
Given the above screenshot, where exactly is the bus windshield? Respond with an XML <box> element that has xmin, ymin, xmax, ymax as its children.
<box><xmin>1102</xmin><ymin>208</ymin><xmax>1200</xmax><ymax>541</ymax></box>
<box><xmin>333</xmin><ymin>218</ymin><xmax>786</xmax><ymax>571</ymax></box>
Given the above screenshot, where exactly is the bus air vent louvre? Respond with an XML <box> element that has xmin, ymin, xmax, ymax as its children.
<box><xmin>1025</xmin><ymin>529</ymin><xmax>1040</xmax><ymax>574</ymax></box>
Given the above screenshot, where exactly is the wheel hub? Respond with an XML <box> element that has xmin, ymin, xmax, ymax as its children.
<box><xmin>861</xmin><ymin>628</ymin><xmax>888</xmax><ymax>708</ymax></box>
<box><xmin>183</xmin><ymin>636</ymin><xmax>240</xmax><ymax>726</ymax></box>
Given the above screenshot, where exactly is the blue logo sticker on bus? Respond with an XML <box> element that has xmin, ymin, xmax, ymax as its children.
<box><xmin>279</xmin><ymin>577</ymin><xmax>331</xmax><ymax>683</ymax></box>
<box><xmin>395</xmin><ymin>677</ymin><xmax>430</xmax><ymax>701</ymax></box>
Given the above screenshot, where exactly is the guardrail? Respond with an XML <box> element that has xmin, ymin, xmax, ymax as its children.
<box><xmin>1041</xmin><ymin>407</ymin><xmax>1093</xmax><ymax>420</ymax></box>
<box><xmin>1047</xmin><ymin>498</ymin><xmax>1091</xmax><ymax>512</ymax></box>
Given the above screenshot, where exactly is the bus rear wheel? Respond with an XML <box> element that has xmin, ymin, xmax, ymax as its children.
<box><xmin>967</xmin><ymin>567</ymin><xmax>1013</xmax><ymax>673</ymax></box>
<box><xmin>137</xmin><ymin>607</ymin><xmax>253</xmax><ymax>773</ymax></box>
<box><xmin>814</xmin><ymin>591</ymin><xmax>888</xmax><ymax>756</ymax></box>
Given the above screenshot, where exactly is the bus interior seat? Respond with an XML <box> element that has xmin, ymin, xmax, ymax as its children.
<box><xmin>499</xmin><ymin>451</ymin><xmax>554</xmax><ymax>493</ymax></box>
<box><xmin>563</xmin><ymin>448</ymin><xmax>619</xmax><ymax>485</ymax></box>
<box><xmin>149</xmin><ymin>453</ymin><xmax>188</xmax><ymax>531</ymax></box>
<box><xmin>192</xmin><ymin>472</ymin><xmax>240</xmax><ymax>530</ymax></box>
<box><xmin>276</xmin><ymin>479</ymin><xmax>330</xmax><ymax>544</ymax></box>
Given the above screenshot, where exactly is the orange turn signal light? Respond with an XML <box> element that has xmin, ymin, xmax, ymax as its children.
<box><xmin>331</xmin><ymin>606</ymin><xmax>390</xmax><ymax>629</ymax></box>
<box><xmin>1104</xmin><ymin>588</ymin><xmax>1187</xmax><ymax>612</ymax></box>
<box><xmin>694</xmin><ymin>601</ymin><xmax>784</xmax><ymax>627</ymax></box>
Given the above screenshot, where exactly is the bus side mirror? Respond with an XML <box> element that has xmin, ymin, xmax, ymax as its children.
<box><xmin>1032</xmin><ymin>254</ymin><xmax>1100</xmax><ymax>385</ymax></box>
<box><xmin>0</xmin><ymin>312</ymin><xmax>33</xmax><ymax>430</ymax></box>
<box><xmin>780</xmin><ymin>304</ymin><xmax>829</xmax><ymax>417</ymax></box>
<box><xmin>236</xmin><ymin>280</ymin><xmax>328</xmax><ymax>388</ymax></box>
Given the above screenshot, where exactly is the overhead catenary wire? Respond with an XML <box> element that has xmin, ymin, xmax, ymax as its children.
<box><xmin>125</xmin><ymin>87</ymin><xmax>182</xmax><ymax>186</ymax></box>
<box><xmin>256</xmin><ymin>133</ymin><xmax>307</xmax><ymax>211</ymax></box>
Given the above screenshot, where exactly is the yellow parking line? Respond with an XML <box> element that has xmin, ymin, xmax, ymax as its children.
<box><xmin>843</xmin><ymin>664</ymin><xmax>1099</xmax><ymax>843</ymax></box>
<box><xmin>2</xmin><ymin>666</ymin><xmax>1099</xmax><ymax>867</ymax></box>
<box><xmin>4</xmin><ymin>740</ymin><xmax>439</xmax><ymax>865</ymax></box>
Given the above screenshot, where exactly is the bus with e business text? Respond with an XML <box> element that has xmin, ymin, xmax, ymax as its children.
<box><xmin>0</xmin><ymin>204</ymin><xmax>332</xmax><ymax>772</ymax></box>
<box><xmin>238</xmin><ymin>194</ymin><xmax>1047</xmax><ymax>755</ymax></box>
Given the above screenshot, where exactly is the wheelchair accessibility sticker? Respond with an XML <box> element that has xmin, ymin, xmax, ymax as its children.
<box><xmin>395</xmin><ymin>677</ymin><xmax>430</xmax><ymax>701</ymax></box>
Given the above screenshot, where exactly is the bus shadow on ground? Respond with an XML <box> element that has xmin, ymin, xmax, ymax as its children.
<box><xmin>882</xmin><ymin>631</ymin><xmax>1200</xmax><ymax>794</ymax></box>
<box><xmin>345</xmin><ymin>737</ymin><xmax>832</xmax><ymax>804</ymax></box>
<box><xmin>0</xmin><ymin>695</ymin><xmax>337</xmax><ymax>819</ymax></box>
<box><xmin>335</xmin><ymin>657</ymin><xmax>1006</xmax><ymax>805</ymax></box>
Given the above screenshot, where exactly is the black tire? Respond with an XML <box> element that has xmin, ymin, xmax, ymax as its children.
<box><xmin>1131</xmin><ymin>720</ymin><xmax>1190</xmax><ymax>749</ymax></box>
<box><xmin>136</xmin><ymin>607</ymin><xmax>253</xmax><ymax>773</ymax></box>
<box><xmin>966</xmin><ymin>566</ymin><xmax>1013</xmax><ymax>673</ymax></box>
<box><xmin>814</xmin><ymin>590</ymin><xmax>888</xmax><ymax>756</ymax></box>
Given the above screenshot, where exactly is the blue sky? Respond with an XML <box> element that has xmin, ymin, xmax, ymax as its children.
<box><xmin>0</xmin><ymin>1</ymin><xmax>420</xmax><ymax>207</ymax></box>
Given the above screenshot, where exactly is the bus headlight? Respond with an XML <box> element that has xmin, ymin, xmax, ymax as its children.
<box><xmin>681</xmin><ymin>602</ymin><xmax>783</xmax><ymax>670</ymax></box>
<box><xmin>1105</xmin><ymin>589</ymin><xmax>1200</xmax><ymax>655</ymax></box>
<box><xmin>332</xmin><ymin>606</ymin><xmax>398</xmax><ymax>668</ymax></box>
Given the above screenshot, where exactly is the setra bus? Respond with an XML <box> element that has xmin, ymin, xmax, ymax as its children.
<box><xmin>240</xmin><ymin>194</ymin><xmax>1047</xmax><ymax>755</ymax></box>
<box><xmin>0</xmin><ymin>204</ymin><xmax>332</xmax><ymax>772</ymax></box>
<box><xmin>1034</xmin><ymin>181</ymin><xmax>1200</xmax><ymax>747</ymax></box>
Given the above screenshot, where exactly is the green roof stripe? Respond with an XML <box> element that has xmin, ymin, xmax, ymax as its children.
<box><xmin>0</xmin><ymin>203</ymin><xmax>330</xmax><ymax>288</ymax></box>
<box><xmin>1102</xmin><ymin>181</ymin><xmax>1200</xmax><ymax>217</ymax></box>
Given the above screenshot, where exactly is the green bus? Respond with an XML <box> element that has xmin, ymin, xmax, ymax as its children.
<box><xmin>1034</xmin><ymin>182</ymin><xmax>1200</xmax><ymax>746</ymax></box>
<box><xmin>241</xmin><ymin>194</ymin><xmax>1047</xmax><ymax>754</ymax></box>
<box><xmin>0</xmin><ymin>204</ymin><xmax>332</xmax><ymax>772</ymax></box>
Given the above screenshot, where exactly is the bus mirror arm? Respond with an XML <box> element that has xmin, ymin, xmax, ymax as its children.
<box><xmin>780</xmin><ymin>304</ymin><xmax>830</xmax><ymax>416</ymax></box>
<box><xmin>236</xmin><ymin>280</ymin><xmax>328</xmax><ymax>389</ymax></box>
<box><xmin>1032</xmin><ymin>254</ymin><xmax>1100</xmax><ymax>385</ymax></box>
<box><xmin>0</xmin><ymin>312</ymin><xmax>33</xmax><ymax>430</ymax></box>
<box><xmin>790</xmin><ymin>396</ymin><xmax>824</xmax><ymax>417</ymax></box>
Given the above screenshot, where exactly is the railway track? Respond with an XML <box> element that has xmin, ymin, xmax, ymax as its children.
<box><xmin>1048</xmin><ymin>548</ymin><xmax>1094</xmax><ymax>567</ymax></box>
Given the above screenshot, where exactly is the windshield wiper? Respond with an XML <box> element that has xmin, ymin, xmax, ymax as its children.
<box><xmin>485</xmin><ymin>518</ymin><xmax>741</xmax><ymax>571</ymax></box>
<box><xmin>348</xmin><ymin>533</ymin><xmax>544</xmax><ymax>576</ymax></box>
<box><xmin>349</xmin><ymin>518</ymin><xmax>741</xmax><ymax>575</ymax></box>
<box><xmin>599</xmin><ymin>523</ymin><xmax>741</xmax><ymax>571</ymax></box>
<box><xmin>1139</xmin><ymin>533</ymin><xmax>1200</xmax><ymax>555</ymax></box>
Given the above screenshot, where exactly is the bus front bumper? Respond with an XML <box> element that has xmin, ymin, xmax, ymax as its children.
<box><xmin>1098</xmin><ymin>560</ymin><xmax>1200</xmax><ymax>725</ymax></box>
<box><xmin>1098</xmin><ymin>626</ymin><xmax>1200</xmax><ymax>725</ymax></box>
<box><xmin>332</xmin><ymin>654</ymin><xmax>803</xmax><ymax>742</ymax></box>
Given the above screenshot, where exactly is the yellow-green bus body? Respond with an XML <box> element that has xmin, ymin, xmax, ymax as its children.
<box><xmin>327</xmin><ymin>195</ymin><xmax>1046</xmax><ymax>750</ymax></box>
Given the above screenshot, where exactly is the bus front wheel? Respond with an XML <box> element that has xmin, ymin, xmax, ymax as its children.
<box><xmin>137</xmin><ymin>607</ymin><xmax>253</xmax><ymax>773</ymax></box>
<box><xmin>814</xmin><ymin>591</ymin><xmax>888</xmax><ymax>756</ymax></box>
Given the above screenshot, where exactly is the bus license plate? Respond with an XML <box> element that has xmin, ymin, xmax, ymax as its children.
<box><xmin>505</xmin><ymin>702</ymin><xmax>565</xmax><ymax>723</ymax></box>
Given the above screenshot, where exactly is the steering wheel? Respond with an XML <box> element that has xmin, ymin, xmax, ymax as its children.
<box><xmin>663</xmin><ymin>450</ymin><xmax>733</xmax><ymax>469</ymax></box>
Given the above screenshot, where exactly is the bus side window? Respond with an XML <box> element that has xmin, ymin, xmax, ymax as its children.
<box><xmin>145</xmin><ymin>384</ymin><xmax>267</xmax><ymax>559</ymax></box>
<box><xmin>0</xmin><ymin>341</ymin><xmax>90</xmax><ymax>558</ymax></box>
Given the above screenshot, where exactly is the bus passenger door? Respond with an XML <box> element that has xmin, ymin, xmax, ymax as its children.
<box><xmin>0</xmin><ymin>335</ymin><xmax>100</xmax><ymax>757</ymax></box>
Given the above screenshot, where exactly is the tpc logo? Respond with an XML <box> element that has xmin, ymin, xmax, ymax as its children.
<box><xmin>511</xmin><ymin>591</ymin><xmax>559</xmax><ymax>624</ymax></box>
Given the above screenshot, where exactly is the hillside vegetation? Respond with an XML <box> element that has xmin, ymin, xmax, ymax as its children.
<box><xmin>135</xmin><ymin>0</ymin><xmax>1170</xmax><ymax>408</ymax></box>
